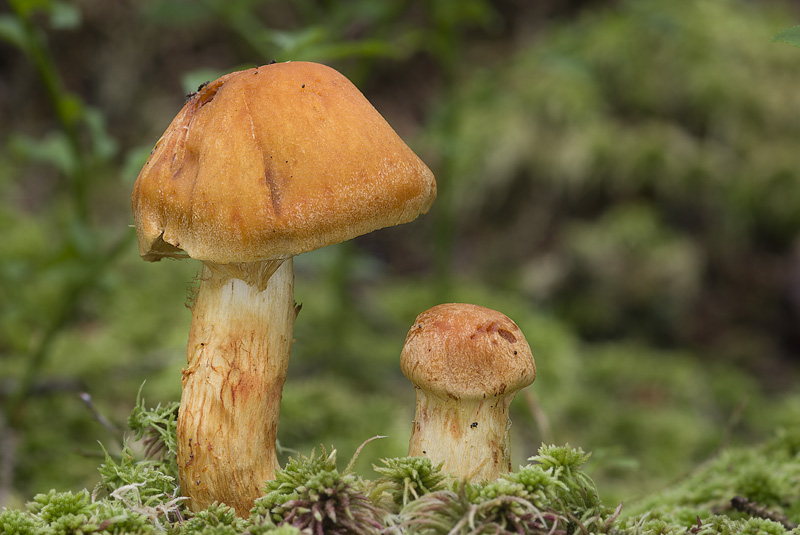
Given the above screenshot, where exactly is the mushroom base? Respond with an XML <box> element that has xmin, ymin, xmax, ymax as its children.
<box><xmin>177</xmin><ymin>258</ymin><xmax>295</xmax><ymax>516</ymax></box>
<box><xmin>408</xmin><ymin>390</ymin><xmax>514</xmax><ymax>483</ymax></box>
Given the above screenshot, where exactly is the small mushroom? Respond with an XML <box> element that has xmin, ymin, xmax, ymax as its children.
<box><xmin>132</xmin><ymin>61</ymin><xmax>436</xmax><ymax>515</ymax></box>
<box><xmin>400</xmin><ymin>303</ymin><xmax>536</xmax><ymax>482</ymax></box>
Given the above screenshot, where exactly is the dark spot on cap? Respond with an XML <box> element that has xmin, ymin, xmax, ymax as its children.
<box><xmin>498</xmin><ymin>329</ymin><xmax>517</xmax><ymax>344</ymax></box>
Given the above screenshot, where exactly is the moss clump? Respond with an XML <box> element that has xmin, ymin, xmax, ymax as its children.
<box><xmin>127</xmin><ymin>386</ymin><xmax>180</xmax><ymax>480</ymax></box>
<box><xmin>394</xmin><ymin>445</ymin><xmax>615</xmax><ymax>535</ymax></box>
<box><xmin>370</xmin><ymin>456</ymin><xmax>446</xmax><ymax>509</ymax></box>
<box><xmin>177</xmin><ymin>503</ymin><xmax>246</xmax><ymax>534</ymax></box>
<box><xmin>620</xmin><ymin>426</ymin><xmax>800</xmax><ymax>533</ymax></box>
<box><xmin>0</xmin><ymin>488</ymin><xmax>156</xmax><ymax>535</ymax></box>
<box><xmin>249</xmin><ymin>447</ymin><xmax>384</xmax><ymax>535</ymax></box>
<box><xmin>0</xmin><ymin>508</ymin><xmax>45</xmax><ymax>535</ymax></box>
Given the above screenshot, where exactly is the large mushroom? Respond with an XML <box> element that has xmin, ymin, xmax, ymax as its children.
<box><xmin>400</xmin><ymin>303</ymin><xmax>536</xmax><ymax>482</ymax></box>
<box><xmin>131</xmin><ymin>61</ymin><xmax>436</xmax><ymax>515</ymax></box>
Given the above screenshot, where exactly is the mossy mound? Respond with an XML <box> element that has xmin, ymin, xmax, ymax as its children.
<box><xmin>2</xmin><ymin>400</ymin><xmax>799</xmax><ymax>534</ymax></box>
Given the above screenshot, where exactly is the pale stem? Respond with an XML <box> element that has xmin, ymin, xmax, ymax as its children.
<box><xmin>177</xmin><ymin>257</ymin><xmax>295</xmax><ymax>516</ymax></box>
<box><xmin>407</xmin><ymin>389</ymin><xmax>515</xmax><ymax>483</ymax></box>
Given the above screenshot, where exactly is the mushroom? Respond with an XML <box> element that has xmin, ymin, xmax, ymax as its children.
<box><xmin>400</xmin><ymin>303</ymin><xmax>536</xmax><ymax>482</ymax></box>
<box><xmin>131</xmin><ymin>61</ymin><xmax>436</xmax><ymax>515</ymax></box>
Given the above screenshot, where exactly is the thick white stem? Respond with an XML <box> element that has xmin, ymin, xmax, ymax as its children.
<box><xmin>177</xmin><ymin>258</ymin><xmax>295</xmax><ymax>516</ymax></box>
<box><xmin>407</xmin><ymin>389</ymin><xmax>514</xmax><ymax>483</ymax></box>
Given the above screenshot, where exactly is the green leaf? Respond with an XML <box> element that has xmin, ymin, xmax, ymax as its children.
<box><xmin>84</xmin><ymin>106</ymin><xmax>118</xmax><ymax>162</ymax></box>
<box><xmin>771</xmin><ymin>25</ymin><xmax>800</xmax><ymax>48</ymax></box>
<box><xmin>9</xmin><ymin>0</ymin><xmax>53</xmax><ymax>18</ymax></box>
<box><xmin>9</xmin><ymin>131</ymin><xmax>77</xmax><ymax>176</ymax></box>
<box><xmin>49</xmin><ymin>1</ymin><xmax>81</xmax><ymax>30</ymax></box>
<box><xmin>57</xmin><ymin>92</ymin><xmax>84</xmax><ymax>127</ymax></box>
<box><xmin>0</xmin><ymin>14</ymin><xmax>29</xmax><ymax>51</ymax></box>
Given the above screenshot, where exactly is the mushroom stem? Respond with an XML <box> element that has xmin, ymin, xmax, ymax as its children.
<box><xmin>408</xmin><ymin>391</ymin><xmax>514</xmax><ymax>482</ymax></box>
<box><xmin>177</xmin><ymin>257</ymin><xmax>295</xmax><ymax>515</ymax></box>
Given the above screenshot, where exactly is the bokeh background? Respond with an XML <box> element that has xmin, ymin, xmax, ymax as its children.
<box><xmin>3</xmin><ymin>0</ymin><xmax>800</xmax><ymax>511</ymax></box>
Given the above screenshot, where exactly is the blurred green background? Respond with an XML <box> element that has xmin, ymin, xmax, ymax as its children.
<box><xmin>2</xmin><ymin>0</ymin><xmax>800</xmax><ymax>512</ymax></box>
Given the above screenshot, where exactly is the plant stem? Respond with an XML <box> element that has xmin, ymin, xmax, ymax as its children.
<box><xmin>9</xmin><ymin>0</ymin><xmax>89</xmax><ymax>222</ymax></box>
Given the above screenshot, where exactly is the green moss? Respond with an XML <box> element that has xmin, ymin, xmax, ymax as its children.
<box><xmin>0</xmin><ymin>509</ymin><xmax>46</xmax><ymax>535</ymax></box>
<box><xmin>371</xmin><ymin>456</ymin><xmax>446</xmax><ymax>509</ymax></box>
<box><xmin>127</xmin><ymin>387</ymin><xmax>180</xmax><ymax>480</ymax></box>
<box><xmin>3</xmin><ymin>395</ymin><xmax>800</xmax><ymax>534</ymax></box>
<box><xmin>622</xmin><ymin>428</ymin><xmax>800</xmax><ymax>534</ymax></box>
<box><xmin>179</xmin><ymin>503</ymin><xmax>245</xmax><ymax>535</ymax></box>
<box><xmin>95</xmin><ymin>444</ymin><xmax>178</xmax><ymax>506</ymax></box>
<box><xmin>250</xmin><ymin>447</ymin><xmax>384</xmax><ymax>535</ymax></box>
<box><xmin>26</xmin><ymin>490</ymin><xmax>94</xmax><ymax>524</ymax></box>
<box><xmin>92</xmin><ymin>501</ymin><xmax>155</xmax><ymax>534</ymax></box>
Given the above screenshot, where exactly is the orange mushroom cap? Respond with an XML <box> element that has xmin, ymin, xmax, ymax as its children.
<box><xmin>401</xmin><ymin>303</ymin><xmax>536</xmax><ymax>400</ymax></box>
<box><xmin>132</xmin><ymin>61</ymin><xmax>436</xmax><ymax>265</ymax></box>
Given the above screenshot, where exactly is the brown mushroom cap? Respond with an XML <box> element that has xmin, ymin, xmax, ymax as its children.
<box><xmin>400</xmin><ymin>303</ymin><xmax>536</xmax><ymax>399</ymax></box>
<box><xmin>132</xmin><ymin>61</ymin><xmax>436</xmax><ymax>264</ymax></box>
